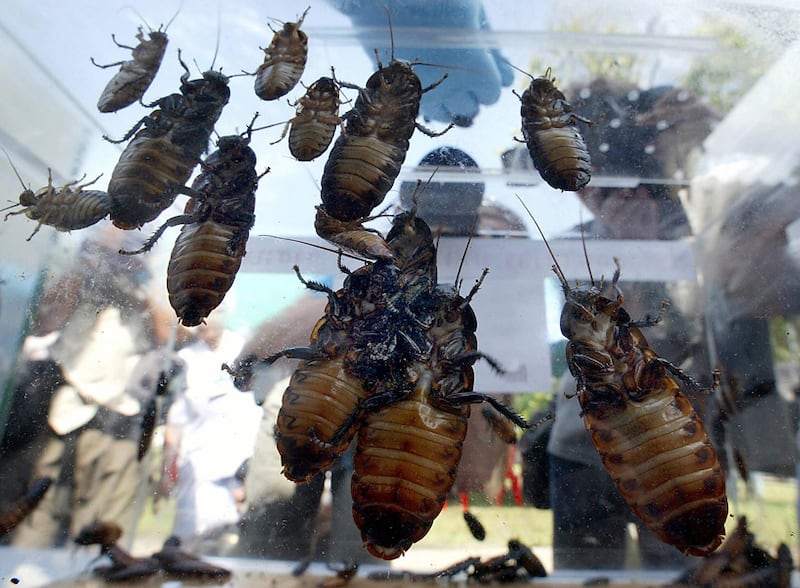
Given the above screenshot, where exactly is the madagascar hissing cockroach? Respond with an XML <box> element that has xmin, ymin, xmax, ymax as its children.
<box><xmin>521</xmin><ymin>200</ymin><xmax>727</xmax><ymax>556</ymax></box>
<box><xmin>0</xmin><ymin>478</ymin><xmax>51</xmax><ymax>539</ymax></box>
<box><xmin>92</xmin><ymin>24</ymin><xmax>169</xmax><ymax>113</ymax></box>
<box><xmin>106</xmin><ymin>53</ymin><xmax>230</xmax><ymax>230</ymax></box>
<box><xmin>272</xmin><ymin>74</ymin><xmax>349</xmax><ymax>161</ymax></box>
<box><xmin>349</xmin><ymin>213</ymin><xmax>527</xmax><ymax>560</ymax></box>
<box><xmin>316</xmin><ymin>47</ymin><xmax>452</xmax><ymax>259</ymax></box>
<box><xmin>121</xmin><ymin>126</ymin><xmax>262</xmax><ymax>326</ymax></box>
<box><xmin>229</xmin><ymin>264</ymin><xmax>370</xmax><ymax>483</ymax></box>
<box><xmin>3</xmin><ymin>163</ymin><xmax>110</xmax><ymax>240</ymax></box>
<box><xmin>516</xmin><ymin>67</ymin><xmax>592</xmax><ymax>191</ymax></box>
<box><xmin>252</xmin><ymin>7</ymin><xmax>310</xmax><ymax>101</ymax></box>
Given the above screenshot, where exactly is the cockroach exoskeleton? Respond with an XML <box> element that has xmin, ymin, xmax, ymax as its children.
<box><xmin>252</xmin><ymin>7</ymin><xmax>310</xmax><ymax>101</ymax></box>
<box><xmin>521</xmin><ymin>201</ymin><xmax>727</xmax><ymax>557</ymax></box>
<box><xmin>515</xmin><ymin>67</ymin><xmax>592</xmax><ymax>191</ymax></box>
<box><xmin>92</xmin><ymin>23</ymin><xmax>170</xmax><ymax>113</ymax></box>
<box><xmin>105</xmin><ymin>52</ymin><xmax>230</xmax><ymax>230</ymax></box>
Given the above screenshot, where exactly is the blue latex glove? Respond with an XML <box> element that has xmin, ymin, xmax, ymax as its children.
<box><xmin>327</xmin><ymin>0</ymin><xmax>514</xmax><ymax>127</ymax></box>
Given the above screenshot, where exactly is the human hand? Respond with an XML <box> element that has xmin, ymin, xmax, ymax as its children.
<box><xmin>327</xmin><ymin>0</ymin><xmax>513</xmax><ymax>127</ymax></box>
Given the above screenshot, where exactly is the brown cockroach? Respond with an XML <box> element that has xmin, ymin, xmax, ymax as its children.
<box><xmin>236</xmin><ymin>264</ymin><xmax>370</xmax><ymax>483</ymax></box>
<box><xmin>521</xmin><ymin>200</ymin><xmax>727</xmax><ymax>556</ymax></box>
<box><xmin>153</xmin><ymin>536</ymin><xmax>231</xmax><ymax>580</ymax></box>
<box><xmin>0</xmin><ymin>478</ymin><xmax>52</xmax><ymax>539</ymax></box>
<box><xmin>3</xmin><ymin>163</ymin><xmax>110</xmax><ymax>240</ymax></box>
<box><xmin>92</xmin><ymin>25</ymin><xmax>169</xmax><ymax>113</ymax></box>
<box><xmin>316</xmin><ymin>45</ymin><xmax>451</xmax><ymax>259</ymax></box>
<box><xmin>349</xmin><ymin>213</ymin><xmax>526</xmax><ymax>560</ymax></box>
<box><xmin>252</xmin><ymin>7</ymin><xmax>310</xmax><ymax>101</ymax></box>
<box><xmin>74</xmin><ymin>521</ymin><xmax>161</xmax><ymax>582</ymax></box>
<box><xmin>273</xmin><ymin>74</ymin><xmax>349</xmax><ymax>162</ymax></box>
<box><xmin>121</xmin><ymin>127</ymin><xmax>262</xmax><ymax>326</ymax></box>
<box><xmin>106</xmin><ymin>53</ymin><xmax>230</xmax><ymax>230</ymax></box>
<box><xmin>515</xmin><ymin>67</ymin><xmax>592</xmax><ymax>191</ymax></box>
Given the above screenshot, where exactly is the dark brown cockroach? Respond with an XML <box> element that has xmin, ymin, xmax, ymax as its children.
<box><xmin>92</xmin><ymin>25</ymin><xmax>169</xmax><ymax>113</ymax></box>
<box><xmin>106</xmin><ymin>54</ymin><xmax>230</xmax><ymax>230</ymax></box>
<box><xmin>272</xmin><ymin>75</ymin><xmax>348</xmax><ymax>161</ymax></box>
<box><xmin>121</xmin><ymin>129</ymin><xmax>262</xmax><ymax>326</ymax></box>
<box><xmin>252</xmin><ymin>7</ymin><xmax>310</xmax><ymax>101</ymax></box>
<box><xmin>316</xmin><ymin>51</ymin><xmax>451</xmax><ymax>259</ymax></box>
<box><xmin>153</xmin><ymin>536</ymin><xmax>231</xmax><ymax>580</ymax></box>
<box><xmin>516</xmin><ymin>67</ymin><xmax>592</xmax><ymax>191</ymax></box>
<box><xmin>522</xmin><ymin>201</ymin><xmax>728</xmax><ymax>556</ymax></box>
<box><xmin>3</xmin><ymin>166</ymin><xmax>110</xmax><ymax>240</ymax></box>
<box><xmin>74</xmin><ymin>521</ymin><xmax>161</xmax><ymax>582</ymax></box>
<box><xmin>0</xmin><ymin>478</ymin><xmax>51</xmax><ymax>539</ymax></box>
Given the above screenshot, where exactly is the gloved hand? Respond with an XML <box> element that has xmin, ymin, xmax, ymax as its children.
<box><xmin>327</xmin><ymin>0</ymin><xmax>514</xmax><ymax>127</ymax></box>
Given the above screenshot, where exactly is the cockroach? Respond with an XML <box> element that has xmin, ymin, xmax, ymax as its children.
<box><xmin>0</xmin><ymin>478</ymin><xmax>52</xmax><ymax>539</ymax></box>
<box><xmin>123</xmin><ymin>128</ymin><xmax>262</xmax><ymax>326</ymax></box>
<box><xmin>3</xmin><ymin>165</ymin><xmax>110</xmax><ymax>240</ymax></box>
<box><xmin>316</xmin><ymin>42</ymin><xmax>451</xmax><ymax>259</ymax></box>
<box><xmin>252</xmin><ymin>7</ymin><xmax>310</xmax><ymax>101</ymax></box>
<box><xmin>222</xmin><ymin>263</ymin><xmax>371</xmax><ymax>483</ymax></box>
<box><xmin>521</xmin><ymin>200</ymin><xmax>727</xmax><ymax>556</ymax></box>
<box><xmin>349</xmin><ymin>215</ymin><xmax>526</xmax><ymax>560</ymax></box>
<box><xmin>273</xmin><ymin>74</ymin><xmax>349</xmax><ymax>161</ymax></box>
<box><xmin>153</xmin><ymin>536</ymin><xmax>231</xmax><ymax>580</ymax></box>
<box><xmin>92</xmin><ymin>24</ymin><xmax>169</xmax><ymax>113</ymax></box>
<box><xmin>74</xmin><ymin>521</ymin><xmax>161</xmax><ymax>582</ymax></box>
<box><xmin>106</xmin><ymin>53</ymin><xmax>230</xmax><ymax>230</ymax></box>
<box><xmin>516</xmin><ymin>67</ymin><xmax>592</xmax><ymax>191</ymax></box>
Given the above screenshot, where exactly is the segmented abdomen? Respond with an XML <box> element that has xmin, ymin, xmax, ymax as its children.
<box><xmin>276</xmin><ymin>355</ymin><xmax>368</xmax><ymax>483</ymax></box>
<box><xmin>320</xmin><ymin>135</ymin><xmax>406</xmax><ymax>221</ymax></box>
<box><xmin>351</xmin><ymin>380</ymin><xmax>469</xmax><ymax>560</ymax></box>
<box><xmin>583</xmin><ymin>380</ymin><xmax>727</xmax><ymax>556</ymax></box>
<box><xmin>255</xmin><ymin>59</ymin><xmax>306</xmax><ymax>101</ymax></box>
<box><xmin>166</xmin><ymin>219</ymin><xmax>248</xmax><ymax>327</ymax></box>
<box><xmin>524</xmin><ymin>125</ymin><xmax>591</xmax><ymax>192</ymax></box>
<box><xmin>108</xmin><ymin>135</ymin><xmax>195</xmax><ymax>229</ymax></box>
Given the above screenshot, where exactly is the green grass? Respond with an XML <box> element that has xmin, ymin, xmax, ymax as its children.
<box><xmin>132</xmin><ymin>473</ymin><xmax>798</xmax><ymax>563</ymax></box>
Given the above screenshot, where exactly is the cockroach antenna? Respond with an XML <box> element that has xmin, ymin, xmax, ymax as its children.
<box><xmin>515</xmin><ymin>194</ymin><xmax>570</xmax><ymax>294</ymax></box>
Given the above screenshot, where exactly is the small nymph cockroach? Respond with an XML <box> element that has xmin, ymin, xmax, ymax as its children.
<box><xmin>0</xmin><ymin>478</ymin><xmax>51</xmax><ymax>539</ymax></box>
<box><xmin>516</xmin><ymin>68</ymin><xmax>592</xmax><ymax>191</ymax></box>
<box><xmin>316</xmin><ymin>51</ymin><xmax>451</xmax><ymax>259</ymax></box>
<box><xmin>106</xmin><ymin>53</ymin><xmax>230</xmax><ymax>230</ymax></box>
<box><xmin>272</xmin><ymin>74</ymin><xmax>349</xmax><ymax>161</ymax></box>
<box><xmin>3</xmin><ymin>163</ymin><xmax>110</xmax><ymax>240</ymax></box>
<box><xmin>253</xmin><ymin>7</ymin><xmax>310</xmax><ymax>101</ymax></box>
<box><xmin>92</xmin><ymin>25</ymin><xmax>169</xmax><ymax>113</ymax></box>
<box><xmin>521</xmin><ymin>201</ymin><xmax>727</xmax><ymax>556</ymax></box>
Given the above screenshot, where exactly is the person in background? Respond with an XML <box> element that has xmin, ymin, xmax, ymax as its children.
<box><xmin>155</xmin><ymin>313</ymin><xmax>261</xmax><ymax>550</ymax></box>
<box><xmin>12</xmin><ymin>225</ymin><xmax>171</xmax><ymax>547</ymax></box>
